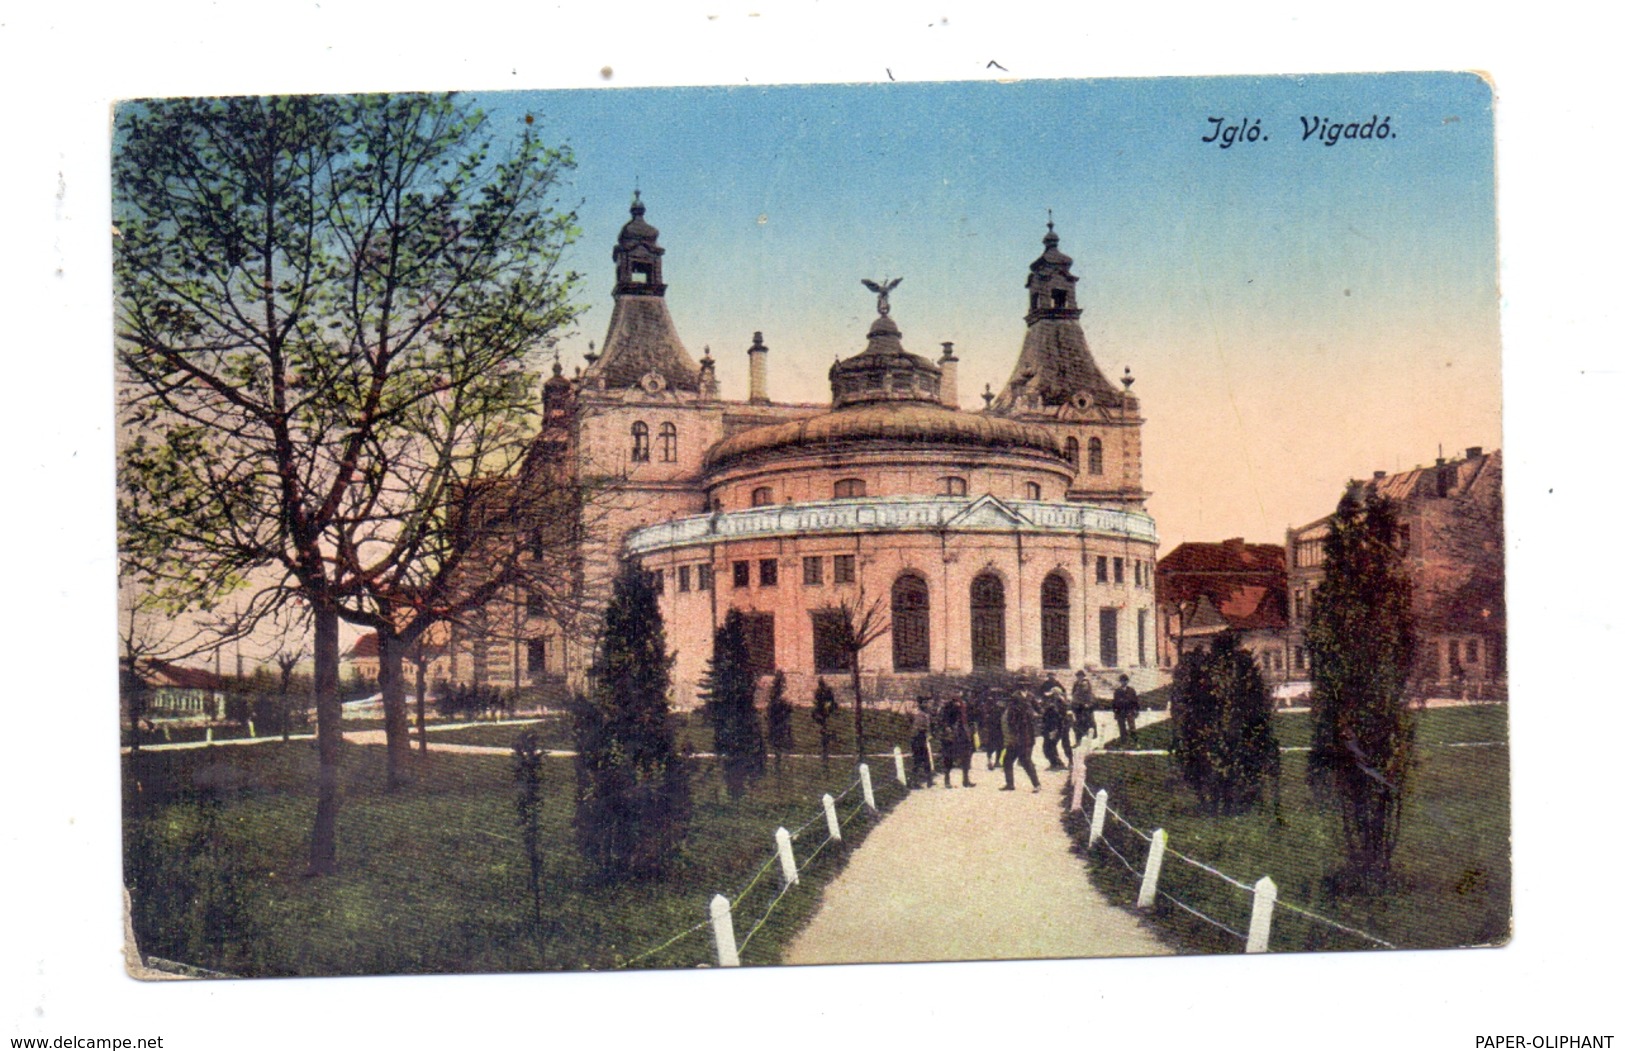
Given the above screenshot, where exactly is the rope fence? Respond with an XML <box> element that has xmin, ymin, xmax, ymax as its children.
<box><xmin>1069</xmin><ymin>761</ymin><xmax>1396</xmax><ymax>953</ymax></box>
<box><xmin>615</xmin><ymin>759</ymin><xmax>903</xmax><ymax>969</ymax></box>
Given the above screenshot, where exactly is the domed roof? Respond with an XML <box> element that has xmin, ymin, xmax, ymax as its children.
<box><xmin>703</xmin><ymin>400</ymin><xmax>1065</xmax><ymax>471</ymax></box>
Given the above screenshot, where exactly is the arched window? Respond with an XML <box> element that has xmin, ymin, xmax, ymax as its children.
<box><xmin>659</xmin><ymin>422</ymin><xmax>677</xmax><ymax>462</ymax></box>
<box><xmin>1024</xmin><ymin>482</ymin><xmax>1042</xmax><ymax>500</ymax></box>
<box><xmin>940</xmin><ymin>476</ymin><xmax>967</xmax><ymax>497</ymax></box>
<box><xmin>891</xmin><ymin>573</ymin><xmax>930</xmax><ymax>672</ymax></box>
<box><xmin>833</xmin><ymin>478</ymin><xmax>867</xmax><ymax>499</ymax></box>
<box><xmin>1065</xmin><ymin>437</ymin><xmax>1079</xmax><ymax>466</ymax></box>
<box><xmin>750</xmin><ymin>486</ymin><xmax>774</xmax><ymax>507</ymax></box>
<box><xmin>1087</xmin><ymin>437</ymin><xmax>1104</xmax><ymax>475</ymax></box>
<box><xmin>1041</xmin><ymin>572</ymin><xmax>1069</xmax><ymax>669</ymax></box>
<box><xmin>970</xmin><ymin>573</ymin><xmax>1006</xmax><ymax>670</ymax></box>
<box><xmin>631</xmin><ymin>421</ymin><xmax>650</xmax><ymax>462</ymax></box>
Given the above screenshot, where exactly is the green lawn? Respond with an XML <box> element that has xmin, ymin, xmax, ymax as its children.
<box><xmin>426</xmin><ymin>706</ymin><xmax>913</xmax><ymax>758</ymax></box>
<box><xmin>1071</xmin><ymin>705</ymin><xmax>1509</xmax><ymax>954</ymax></box>
<box><xmin>1106</xmin><ymin>702</ymin><xmax>1508</xmax><ymax>752</ymax></box>
<box><xmin>123</xmin><ymin>737</ymin><xmax>906</xmax><ymax>976</ymax></box>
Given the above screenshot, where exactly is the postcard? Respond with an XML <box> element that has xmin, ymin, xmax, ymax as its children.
<box><xmin>113</xmin><ymin>72</ymin><xmax>1503</xmax><ymax>978</ymax></box>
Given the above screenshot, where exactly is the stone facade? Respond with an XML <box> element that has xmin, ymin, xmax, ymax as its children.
<box><xmin>462</xmin><ymin>200</ymin><xmax>1161</xmax><ymax>708</ymax></box>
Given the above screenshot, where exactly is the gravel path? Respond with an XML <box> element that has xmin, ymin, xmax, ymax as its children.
<box><xmin>783</xmin><ymin>721</ymin><xmax>1173</xmax><ymax>966</ymax></box>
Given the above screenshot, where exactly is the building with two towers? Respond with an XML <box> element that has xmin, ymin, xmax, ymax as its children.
<box><xmin>447</xmin><ymin>195</ymin><xmax>1161</xmax><ymax>708</ymax></box>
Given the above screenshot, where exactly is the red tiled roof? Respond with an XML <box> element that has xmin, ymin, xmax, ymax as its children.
<box><xmin>137</xmin><ymin>658</ymin><xmax>225</xmax><ymax>691</ymax></box>
<box><xmin>1158</xmin><ymin>540</ymin><xmax>1288</xmax><ymax>631</ymax></box>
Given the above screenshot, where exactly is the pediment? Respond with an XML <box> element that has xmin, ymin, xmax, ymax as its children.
<box><xmin>945</xmin><ymin>494</ymin><xmax>1034</xmax><ymax>530</ymax></box>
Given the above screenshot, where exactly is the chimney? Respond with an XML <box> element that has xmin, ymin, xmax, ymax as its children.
<box><xmin>698</xmin><ymin>345</ymin><xmax>719</xmax><ymax>403</ymax></box>
<box><xmin>938</xmin><ymin>341</ymin><xmax>959</xmax><ymax>408</ymax></box>
<box><xmin>1467</xmin><ymin>446</ymin><xmax>1483</xmax><ymax>459</ymax></box>
<box><xmin>1374</xmin><ymin>470</ymin><xmax>1386</xmax><ymax>480</ymax></box>
<box><xmin>747</xmin><ymin>331</ymin><xmax>769</xmax><ymax>404</ymax></box>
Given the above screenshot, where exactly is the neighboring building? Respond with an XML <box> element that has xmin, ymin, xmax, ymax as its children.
<box><xmin>458</xmin><ymin>199</ymin><xmax>1161</xmax><ymax>707</ymax></box>
<box><xmin>131</xmin><ymin>658</ymin><xmax>227</xmax><ymax>719</ymax></box>
<box><xmin>344</xmin><ymin>627</ymin><xmax>455</xmax><ymax>690</ymax></box>
<box><xmin>1156</xmin><ymin>539</ymin><xmax>1289</xmax><ymax>683</ymax></box>
<box><xmin>1285</xmin><ymin>447</ymin><xmax>1505</xmax><ymax>696</ymax></box>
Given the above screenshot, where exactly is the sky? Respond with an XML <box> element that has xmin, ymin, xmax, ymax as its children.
<box><xmin>471</xmin><ymin>73</ymin><xmax>1499</xmax><ymax>550</ymax></box>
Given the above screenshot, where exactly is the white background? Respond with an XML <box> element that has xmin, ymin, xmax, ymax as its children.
<box><xmin>2</xmin><ymin>2</ymin><xmax>1619</xmax><ymax>1047</ymax></box>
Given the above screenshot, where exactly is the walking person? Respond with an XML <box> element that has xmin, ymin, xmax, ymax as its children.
<box><xmin>980</xmin><ymin>691</ymin><xmax>1005</xmax><ymax>770</ymax></box>
<box><xmin>1111</xmin><ymin>674</ymin><xmax>1140</xmax><ymax>744</ymax></box>
<box><xmin>1071</xmin><ymin>670</ymin><xmax>1098</xmax><ymax>744</ymax></box>
<box><xmin>1043</xmin><ymin>680</ymin><xmax>1073</xmax><ymax>769</ymax></box>
<box><xmin>937</xmin><ymin>694</ymin><xmax>976</xmax><ymax>788</ymax></box>
<box><xmin>909</xmin><ymin>695</ymin><xmax>936</xmax><ymax>788</ymax></box>
<box><xmin>1000</xmin><ymin>691</ymin><xmax>1041</xmax><ymax>793</ymax></box>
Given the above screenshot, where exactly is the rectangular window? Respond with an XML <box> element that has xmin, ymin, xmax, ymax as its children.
<box><xmin>1448</xmin><ymin>639</ymin><xmax>1461</xmax><ymax>667</ymax></box>
<box><xmin>733</xmin><ymin>561</ymin><xmax>750</xmax><ymax>588</ymax></box>
<box><xmin>1095</xmin><ymin>555</ymin><xmax>1108</xmax><ymax>584</ymax></box>
<box><xmin>1133</xmin><ymin>561</ymin><xmax>1142</xmax><ymax>587</ymax></box>
<box><xmin>1113</xmin><ymin>557</ymin><xmax>1124</xmax><ymax>584</ymax></box>
<box><xmin>526</xmin><ymin>638</ymin><xmax>550</xmax><ymax>676</ymax></box>
<box><xmin>802</xmin><ymin>556</ymin><xmax>823</xmax><ymax>586</ymax></box>
<box><xmin>1099</xmin><ymin>608</ymin><xmax>1119</xmax><ymax>668</ymax></box>
<box><xmin>741</xmin><ymin>613</ymin><xmax>776</xmax><ymax>677</ymax></box>
<box><xmin>1466</xmin><ymin>638</ymin><xmax>1479</xmax><ymax>664</ymax></box>
<box><xmin>833</xmin><ymin>554</ymin><xmax>856</xmax><ymax>584</ymax></box>
<box><xmin>811</xmin><ymin>610</ymin><xmax>851</xmax><ymax>673</ymax></box>
<box><xmin>759</xmin><ymin>558</ymin><xmax>778</xmax><ymax>587</ymax></box>
<box><xmin>649</xmin><ymin>569</ymin><xmax>664</xmax><ymax>593</ymax></box>
<box><xmin>678</xmin><ymin>565</ymin><xmax>691</xmax><ymax>593</ymax></box>
<box><xmin>1294</xmin><ymin>646</ymin><xmax>1305</xmax><ymax>671</ymax></box>
<box><xmin>1137</xmin><ymin>609</ymin><xmax>1148</xmax><ymax>666</ymax></box>
<box><xmin>697</xmin><ymin>564</ymin><xmax>713</xmax><ymax>591</ymax></box>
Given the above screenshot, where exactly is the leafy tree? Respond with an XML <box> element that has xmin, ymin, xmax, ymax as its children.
<box><xmin>1169</xmin><ymin>633</ymin><xmax>1279</xmax><ymax>814</ymax></box>
<box><xmin>699</xmin><ymin>610</ymin><xmax>767</xmax><ymax>798</ymax></box>
<box><xmin>811</xmin><ymin>677</ymin><xmax>839</xmax><ymax>763</ymax></box>
<box><xmin>513</xmin><ymin>730</ymin><xmax>548</xmax><ymax>953</ymax></box>
<box><xmin>765</xmin><ymin>670</ymin><xmax>794</xmax><ymax>770</ymax></box>
<box><xmin>1307</xmin><ymin>485</ymin><xmax>1418</xmax><ymax>889</ymax></box>
<box><xmin>115</xmin><ymin>93</ymin><xmax>581</xmax><ymax>869</ymax></box>
<box><xmin>571</xmin><ymin>561</ymin><xmax>689</xmax><ymax>880</ymax></box>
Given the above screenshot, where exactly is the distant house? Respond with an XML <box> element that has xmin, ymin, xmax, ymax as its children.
<box><xmin>1285</xmin><ymin>447</ymin><xmax>1504</xmax><ymax>696</ymax></box>
<box><xmin>133</xmin><ymin>658</ymin><xmax>227</xmax><ymax>719</ymax></box>
<box><xmin>344</xmin><ymin>626</ymin><xmax>455</xmax><ymax>690</ymax></box>
<box><xmin>1157</xmin><ymin>538</ymin><xmax>1290</xmax><ymax>683</ymax></box>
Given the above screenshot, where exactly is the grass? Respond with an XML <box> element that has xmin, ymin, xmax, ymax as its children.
<box><xmin>123</xmin><ymin>730</ymin><xmax>907</xmax><ymax>977</ymax></box>
<box><xmin>425</xmin><ymin>706</ymin><xmax>913</xmax><ymax>758</ymax></box>
<box><xmin>1070</xmin><ymin>705</ymin><xmax>1509</xmax><ymax>954</ymax></box>
<box><xmin>1105</xmin><ymin>702</ymin><xmax>1508</xmax><ymax>752</ymax></box>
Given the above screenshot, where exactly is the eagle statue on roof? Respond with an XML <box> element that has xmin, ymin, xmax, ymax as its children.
<box><xmin>861</xmin><ymin>276</ymin><xmax>903</xmax><ymax>317</ymax></box>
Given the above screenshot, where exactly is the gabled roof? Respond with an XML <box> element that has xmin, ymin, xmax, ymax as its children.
<box><xmin>136</xmin><ymin>658</ymin><xmax>225</xmax><ymax>691</ymax></box>
<box><xmin>1158</xmin><ymin>539</ymin><xmax>1288</xmax><ymax>632</ymax></box>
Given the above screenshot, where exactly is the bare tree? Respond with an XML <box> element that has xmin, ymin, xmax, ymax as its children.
<box><xmin>815</xmin><ymin>588</ymin><xmax>890</xmax><ymax>762</ymax></box>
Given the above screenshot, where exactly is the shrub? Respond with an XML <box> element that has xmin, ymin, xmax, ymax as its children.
<box><xmin>1169</xmin><ymin>633</ymin><xmax>1280</xmax><ymax>814</ymax></box>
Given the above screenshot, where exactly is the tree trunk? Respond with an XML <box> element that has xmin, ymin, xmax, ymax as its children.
<box><xmin>309</xmin><ymin>605</ymin><xmax>342</xmax><ymax>876</ymax></box>
<box><xmin>850</xmin><ymin>668</ymin><xmax>865</xmax><ymax>765</ymax></box>
<box><xmin>378</xmin><ymin>631</ymin><xmax>412</xmax><ymax>789</ymax></box>
<box><xmin>414</xmin><ymin>655</ymin><xmax>429</xmax><ymax>755</ymax></box>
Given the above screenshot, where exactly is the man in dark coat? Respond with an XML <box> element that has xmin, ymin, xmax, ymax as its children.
<box><xmin>1000</xmin><ymin>691</ymin><xmax>1041</xmax><ymax>792</ymax></box>
<box><xmin>937</xmin><ymin>694</ymin><xmax>976</xmax><ymax>788</ymax></box>
<box><xmin>1071</xmin><ymin>670</ymin><xmax>1098</xmax><ymax>744</ymax></box>
<box><xmin>1111</xmin><ymin>674</ymin><xmax>1140</xmax><ymax>744</ymax></box>
<box><xmin>979</xmin><ymin>691</ymin><xmax>1005</xmax><ymax>770</ymax></box>
<box><xmin>909</xmin><ymin>696</ymin><xmax>935</xmax><ymax>788</ymax></box>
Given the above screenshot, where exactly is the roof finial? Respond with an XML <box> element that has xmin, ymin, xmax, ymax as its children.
<box><xmin>1047</xmin><ymin>208</ymin><xmax>1054</xmax><ymax>234</ymax></box>
<box><xmin>861</xmin><ymin>276</ymin><xmax>903</xmax><ymax>317</ymax></box>
<box><xmin>630</xmin><ymin>186</ymin><xmax>644</xmax><ymax>216</ymax></box>
<box><xmin>551</xmin><ymin>346</ymin><xmax>563</xmax><ymax>377</ymax></box>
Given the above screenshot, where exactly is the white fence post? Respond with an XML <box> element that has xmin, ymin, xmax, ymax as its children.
<box><xmin>709</xmin><ymin>894</ymin><xmax>740</xmax><ymax>967</ymax></box>
<box><xmin>205</xmin><ymin>726</ymin><xmax>213</xmax><ymax>744</ymax></box>
<box><xmin>1246</xmin><ymin>875</ymin><xmax>1277</xmax><ymax>953</ymax></box>
<box><xmin>775</xmin><ymin>826</ymin><xmax>798</xmax><ymax>886</ymax></box>
<box><xmin>1069</xmin><ymin>759</ymin><xmax>1088</xmax><ymax>812</ymax></box>
<box><xmin>1137</xmin><ymin>829</ymin><xmax>1168</xmax><ymax>909</ymax></box>
<box><xmin>247</xmin><ymin>720</ymin><xmax>256</xmax><ymax>738</ymax></box>
<box><xmin>892</xmin><ymin>745</ymin><xmax>907</xmax><ymax>785</ymax></box>
<box><xmin>859</xmin><ymin>763</ymin><xmax>877</xmax><ymax>812</ymax></box>
<box><xmin>822</xmin><ymin>793</ymin><xmax>842</xmax><ymax>843</ymax></box>
<box><xmin>1088</xmin><ymin>788</ymin><xmax>1109</xmax><ymax>846</ymax></box>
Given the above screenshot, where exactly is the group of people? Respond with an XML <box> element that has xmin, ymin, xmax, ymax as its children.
<box><xmin>907</xmin><ymin>672</ymin><xmax>1140</xmax><ymax>794</ymax></box>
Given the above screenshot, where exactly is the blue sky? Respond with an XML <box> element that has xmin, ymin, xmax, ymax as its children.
<box><xmin>473</xmin><ymin>73</ymin><xmax>1499</xmax><ymax>548</ymax></box>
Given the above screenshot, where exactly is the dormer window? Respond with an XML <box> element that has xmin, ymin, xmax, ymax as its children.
<box><xmin>834</xmin><ymin>478</ymin><xmax>866</xmax><ymax>499</ymax></box>
<box><xmin>751</xmin><ymin>486</ymin><xmax>774</xmax><ymax>507</ymax></box>
<box><xmin>1025</xmin><ymin>482</ymin><xmax>1042</xmax><ymax>500</ymax></box>
<box><xmin>940</xmin><ymin>476</ymin><xmax>967</xmax><ymax>497</ymax></box>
